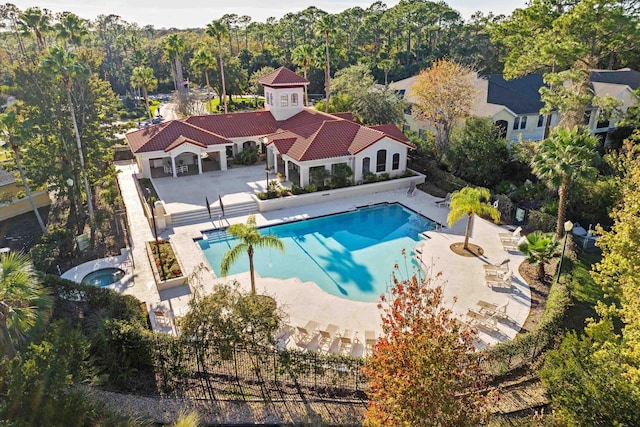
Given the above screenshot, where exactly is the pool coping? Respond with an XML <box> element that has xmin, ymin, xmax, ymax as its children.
<box><xmin>193</xmin><ymin>202</ymin><xmax>439</xmax><ymax>303</ymax></box>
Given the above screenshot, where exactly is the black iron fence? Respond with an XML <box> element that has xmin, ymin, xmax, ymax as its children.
<box><xmin>153</xmin><ymin>337</ymin><xmax>367</xmax><ymax>402</ymax></box>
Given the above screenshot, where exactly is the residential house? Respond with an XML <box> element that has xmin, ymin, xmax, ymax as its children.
<box><xmin>391</xmin><ymin>68</ymin><xmax>639</xmax><ymax>145</ymax></box>
<box><xmin>126</xmin><ymin>67</ymin><xmax>414</xmax><ymax>187</ymax></box>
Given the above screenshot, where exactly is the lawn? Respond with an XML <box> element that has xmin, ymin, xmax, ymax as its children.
<box><xmin>206</xmin><ymin>96</ymin><xmax>264</xmax><ymax>113</ymax></box>
<box><xmin>562</xmin><ymin>250</ymin><xmax>607</xmax><ymax>332</ymax></box>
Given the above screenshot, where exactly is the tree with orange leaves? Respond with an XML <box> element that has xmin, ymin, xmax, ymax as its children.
<box><xmin>411</xmin><ymin>59</ymin><xmax>476</xmax><ymax>153</ymax></box>
<box><xmin>363</xmin><ymin>267</ymin><xmax>493</xmax><ymax>426</ymax></box>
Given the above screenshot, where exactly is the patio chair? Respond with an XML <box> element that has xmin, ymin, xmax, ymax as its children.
<box><xmin>339</xmin><ymin>329</ymin><xmax>355</xmax><ymax>354</ymax></box>
<box><xmin>153</xmin><ymin>309</ymin><xmax>172</xmax><ymax>327</ymax></box>
<box><xmin>364</xmin><ymin>330</ymin><xmax>377</xmax><ymax>347</ymax></box>
<box><xmin>435</xmin><ymin>192</ymin><xmax>452</xmax><ymax>207</ymax></box>
<box><xmin>483</xmin><ymin>260</ymin><xmax>510</xmax><ymax>277</ymax></box>
<box><xmin>296</xmin><ymin>320</ymin><xmax>319</xmax><ymax>342</ymax></box>
<box><xmin>498</xmin><ymin>226</ymin><xmax>522</xmax><ymax>242</ymax></box>
<box><xmin>407</xmin><ymin>181</ymin><xmax>416</xmax><ymax>197</ymax></box>
<box><xmin>485</xmin><ymin>271</ymin><xmax>513</xmax><ymax>289</ymax></box>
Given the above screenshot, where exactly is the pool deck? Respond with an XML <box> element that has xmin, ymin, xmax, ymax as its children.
<box><xmin>114</xmin><ymin>161</ymin><xmax>530</xmax><ymax>350</ymax></box>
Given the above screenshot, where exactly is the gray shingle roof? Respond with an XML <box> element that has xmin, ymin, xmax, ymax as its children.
<box><xmin>0</xmin><ymin>167</ymin><xmax>16</xmax><ymax>187</ymax></box>
<box><xmin>590</xmin><ymin>68</ymin><xmax>640</xmax><ymax>90</ymax></box>
<box><xmin>484</xmin><ymin>74</ymin><xmax>546</xmax><ymax>115</ymax></box>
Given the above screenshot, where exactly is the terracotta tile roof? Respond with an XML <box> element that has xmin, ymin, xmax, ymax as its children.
<box><xmin>368</xmin><ymin>124</ymin><xmax>412</xmax><ymax>145</ymax></box>
<box><xmin>127</xmin><ymin>106</ymin><xmax>411</xmax><ymax>162</ymax></box>
<box><xmin>185</xmin><ymin>110</ymin><xmax>279</xmax><ymax>138</ymax></box>
<box><xmin>126</xmin><ymin>121</ymin><xmax>231</xmax><ymax>153</ymax></box>
<box><xmin>330</xmin><ymin>112</ymin><xmax>356</xmax><ymax>122</ymax></box>
<box><xmin>258</xmin><ymin>67</ymin><xmax>309</xmax><ymax>86</ymax></box>
<box><xmin>272</xmin><ymin>137</ymin><xmax>297</xmax><ymax>154</ymax></box>
<box><xmin>165</xmin><ymin>136</ymin><xmax>207</xmax><ymax>152</ymax></box>
<box><xmin>268</xmin><ymin>120</ymin><xmax>411</xmax><ymax>162</ymax></box>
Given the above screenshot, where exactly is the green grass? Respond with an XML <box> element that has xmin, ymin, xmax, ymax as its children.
<box><xmin>206</xmin><ymin>96</ymin><xmax>263</xmax><ymax>113</ymax></box>
<box><xmin>561</xmin><ymin>252</ymin><xmax>608</xmax><ymax>332</ymax></box>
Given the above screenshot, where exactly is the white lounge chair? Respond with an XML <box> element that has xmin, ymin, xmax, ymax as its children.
<box><xmin>486</xmin><ymin>271</ymin><xmax>513</xmax><ymax>289</ymax></box>
<box><xmin>499</xmin><ymin>226</ymin><xmax>522</xmax><ymax>241</ymax></box>
<box><xmin>407</xmin><ymin>181</ymin><xmax>416</xmax><ymax>197</ymax></box>
<box><xmin>318</xmin><ymin>324</ymin><xmax>339</xmax><ymax>351</ymax></box>
<box><xmin>339</xmin><ymin>329</ymin><xmax>355</xmax><ymax>354</ymax></box>
<box><xmin>483</xmin><ymin>260</ymin><xmax>510</xmax><ymax>277</ymax></box>
<box><xmin>435</xmin><ymin>193</ymin><xmax>452</xmax><ymax>207</ymax></box>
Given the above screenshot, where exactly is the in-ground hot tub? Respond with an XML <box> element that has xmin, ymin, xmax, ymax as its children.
<box><xmin>81</xmin><ymin>267</ymin><xmax>126</xmax><ymax>287</ymax></box>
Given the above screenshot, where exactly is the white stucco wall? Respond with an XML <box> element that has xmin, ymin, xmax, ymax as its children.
<box><xmin>354</xmin><ymin>137</ymin><xmax>409</xmax><ymax>182</ymax></box>
<box><xmin>263</xmin><ymin>86</ymin><xmax>305</xmax><ymax>121</ymax></box>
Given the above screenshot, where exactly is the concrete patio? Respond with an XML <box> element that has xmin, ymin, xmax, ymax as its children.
<box><xmin>116</xmin><ymin>161</ymin><xmax>531</xmax><ymax>350</ymax></box>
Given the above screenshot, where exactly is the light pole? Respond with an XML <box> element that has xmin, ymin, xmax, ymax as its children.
<box><xmin>556</xmin><ymin>220</ymin><xmax>573</xmax><ymax>283</ymax></box>
<box><xmin>146</xmin><ymin>188</ymin><xmax>166</xmax><ymax>281</ymax></box>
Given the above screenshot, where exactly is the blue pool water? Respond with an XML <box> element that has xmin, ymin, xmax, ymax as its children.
<box><xmin>197</xmin><ymin>203</ymin><xmax>438</xmax><ymax>302</ymax></box>
<box><xmin>82</xmin><ymin>268</ymin><xmax>126</xmax><ymax>287</ymax></box>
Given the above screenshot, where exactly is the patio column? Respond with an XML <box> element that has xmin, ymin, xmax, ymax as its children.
<box><xmin>284</xmin><ymin>160</ymin><xmax>290</xmax><ymax>181</ymax></box>
<box><xmin>171</xmin><ymin>156</ymin><xmax>177</xmax><ymax>178</ymax></box>
<box><xmin>300</xmin><ymin>166</ymin><xmax>308</xmax><ymax>187</ymax></box>
<box><xmin>272</xmin><ymin>152</ymin><xmax>279</xmax><ymax>174</ymax></box>
<box><xmin>197</xmin><ymin>153</ymin><xmax>203</xmax><ymax>174</ymax></box>
<box><xmin>220</xmin><ymin>152</ymin><xmax>228</xmax><ymax>170</ymax></box>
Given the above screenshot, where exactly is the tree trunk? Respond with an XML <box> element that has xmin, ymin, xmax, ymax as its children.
<box><xmin>303</xmin><ymin>65</ymin><xmax>309</xmax><ymax>107</ymax></box>
<box><xmin>325</xmin><ymin>32</ymin><xmax>331</xmax><ymax>113</ymax></box>
<box><xmin>0</xmin><ymin>313</ymin><xmax>17</xmax><ymax>359</ymax></box>
<box><xmin>143</xmin><ymin>85</ymin><xmax>152</xmax><ymax>121</ymax></box>
<box><xmin>205</xmin><ymin>70</ymin><xmax>211</xmax><ymax>114</ymax></box>
<box><xmin>66</xmin><ymin>86</ymin><xmax>94</xmax><ymax>219</ymax></box>
<box><xmin>218</xmin><ymin>39</ymin><xmax>228</xmax><ymax>114</ymax></box>
<box><xmin>463</xmin><ymin>213</ymin><xmax>473</xmax><ymax>250</ymax></box>
<box><xmin>556</xmin><ymin>176</ymin><xmax>569</xmax><ymax>239</ymax></box>
<box><xmin>11</xmin><ymin>143</ymin><xmax>47</xmax><ymax>235</ymax></box>
<box><xmin>537</xmin><ymin>261</ymin><xmax>546</xmax><ymax>281</ymax></box>
<box><xmin>248</xmin><ymin>246</ymin><xmax>256</xmax><ymax>295</ymax></box>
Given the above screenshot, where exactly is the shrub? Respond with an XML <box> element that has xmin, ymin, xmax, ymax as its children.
<box><xmin>363</xmin><ymin>171</ymin><xmax>378</xmax><ymax>183</ymax></box>
<box><xmin>304</xmin><ymin>183</ymin><xmax>317</xmax><ymax>193</ymax></box>
<box><xmin>236</xmin><ymin>146</ymin><xmax>259</xmax><ymax>165</ymax></box>
<box><xmin>149</xmin><ymin>240</ymin><xmax>182</xmax><ymax>279</ymax></box>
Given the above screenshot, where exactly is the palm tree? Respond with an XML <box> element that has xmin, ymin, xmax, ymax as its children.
<box><xmin>292</xmin><ymin>44</ymin><xmax>314</xmax><ymax>106</ymax></box>
<box><xmin>190</xmin><ymin>49</ymin><xmax>216</xmax><ymax>113</ymax></box>
<box><xmin>220</xmin><ymin>215</ymin><xmax>285</xmax><ymax>295</ymax></box>
<box><xmin>162</xmin><ymin>34</ymin><xmax>185</xmax><ymax>93</ymax></box>
<box><xmin>17</xmin><ymin>7</ymin><xmax>50</xmax><ymax>51</ymax></box>
<box><xmin>40</xmin><ymin>45</ymin><xmax>94</xmax><ymax>219</ymax></box>
<box><xmin>518</xmin><ymin>231</ymin><xmax>560</xmax><ymax>280</ymax></box>
<box><xmin>206</xmin><ymin>20</ymin><xmax>229</xmax><ymax>114</ymax></box>
<box><xmin>316</xmin><ymin>15</ymin><xmax>336</xmax><ymax>113</ymax></box>
<box><xmin>0</xmin><ymin>110</ymin><xmax>47</xmax><ymax>235</ymax></box>
<box><xmin>53</xmin><ymin>12</ymin><xmax>88</xmax><ymax>47</ymax></box>
<box><xmin>531</xmin><ymin>127</ymin><xmax>598</xmax><ymax>239</ymax></box>
<box><xmin>130</xmin><ymin>66</ymin><xmax>158</xmax><ymax>121</ymax></box>
<box><xmin>0</xmin><ymin>252</ymin><xmax>51</xmax><ymax>359</ymax></box>
<box><xmin>447</xmin><ymin>187</ymin><xmax>500</xmax><ymax>251</ymax></box>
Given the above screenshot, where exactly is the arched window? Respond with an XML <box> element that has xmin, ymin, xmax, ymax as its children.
<box><xmin>495</xmin><ymin>120</ymin><xmax>508</xmax><ymax>139</ymax></box>
<box><xmin>291</xmin><ymin>93</ymin><xmax>298</xmax><ymax>106</ymax></box>
<box><xmin>362</xmin><ymin>157</ymin><xmax>370</xmax><ymax>174</ymax></box>
<box><xmin>392</xmin><ymin>153</ymin><xmax>400</xmax><ymax>170</ymax></box>
<box><xmin>376</xmin><ymin>149</ymin><xmax>387</xmax><ymax>172</ymax></box>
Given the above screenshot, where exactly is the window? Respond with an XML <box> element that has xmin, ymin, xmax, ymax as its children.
<box><xmin>226</xmin><ymin>146</ymin><xmax>233</xmax><ymax>158</ymax></box>
<box><xmin>537</xmin><ymin>115</ymin><xmax>545</xmax><ymax>128</ymax></box>
<box><xmin>362</xmin><ymin>157</ymin><xmax>370</xmax><ymax>174</ymax></box>
<box><xmin>402</xmin><ymin>124</ymin><xmax>410</xmax><ymax>133</ymax></box>
<box><xmin>513</xmin><ymin>116</ymin><xmax>527</xmax><ymax>130</ymax></box>
<box><xmin>376</xmin><ymin>149</ymin><xmax>387</xmax><ymax>172</ymax></box>
<box><xmin>281</xmin><ymin>94</ymin><xmax>288</xmax><ymax>107</ymax></box>
<box><xmin>291</xmin><ymin>93</ymin><xmax>298</xmax><ymax>106</ymax></box>
<box><xmin>583</xmin><ymin>110</ymin><xmax>592</xmax><ymax>125</ymax></box>
<box><xmin>418</xmin><ymin>129</ymin><xmax>427</xmax><ymax>141</ymax></box>
<box><xmin>392</xmin><ymin>153</ymin><xmax>400</xmax><ymax>170</ymax></box>
<box><xmin>268</xmin><ymin>92</ymin><xmax>273</xmax><ymax>105</ymax></box>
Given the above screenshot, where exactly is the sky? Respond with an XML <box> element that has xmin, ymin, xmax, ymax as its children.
<box><xmin>9</xmin><ymin>0</ymin><xmax>528</xmax><ymax>29</ymax></box>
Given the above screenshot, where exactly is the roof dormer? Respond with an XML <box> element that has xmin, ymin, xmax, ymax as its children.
<box><xmin>259</xmin><ymin>67</ymin><xmax>309</xmax><ymax>121</ymax></box>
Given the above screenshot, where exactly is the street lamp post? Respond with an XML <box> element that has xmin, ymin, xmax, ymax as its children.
<box><xmin>556</xmin><ymin>220</ymin><xmax>573</xmax><ymax>283</ymax></box>
<box><xmin>146</xmin><ymin>188</ymin><xmax>166</xmax><ymax>281</ymax></box>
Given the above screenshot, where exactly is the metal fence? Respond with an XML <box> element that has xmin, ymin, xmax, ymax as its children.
<box><xmin>153</xmin><ymin>338</ymin><xmax>368</xmax><ymax>402</ymax></box>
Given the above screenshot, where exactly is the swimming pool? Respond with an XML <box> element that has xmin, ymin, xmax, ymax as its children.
<box><xmin>197</xmin><ymin>203</ymin><xmax>438</xmax><ymax>302</ymax></box>
<box><xmin>82</xmin><ymin>268</ymin><xmax>126</xmax><ymax>287</ymax></box>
